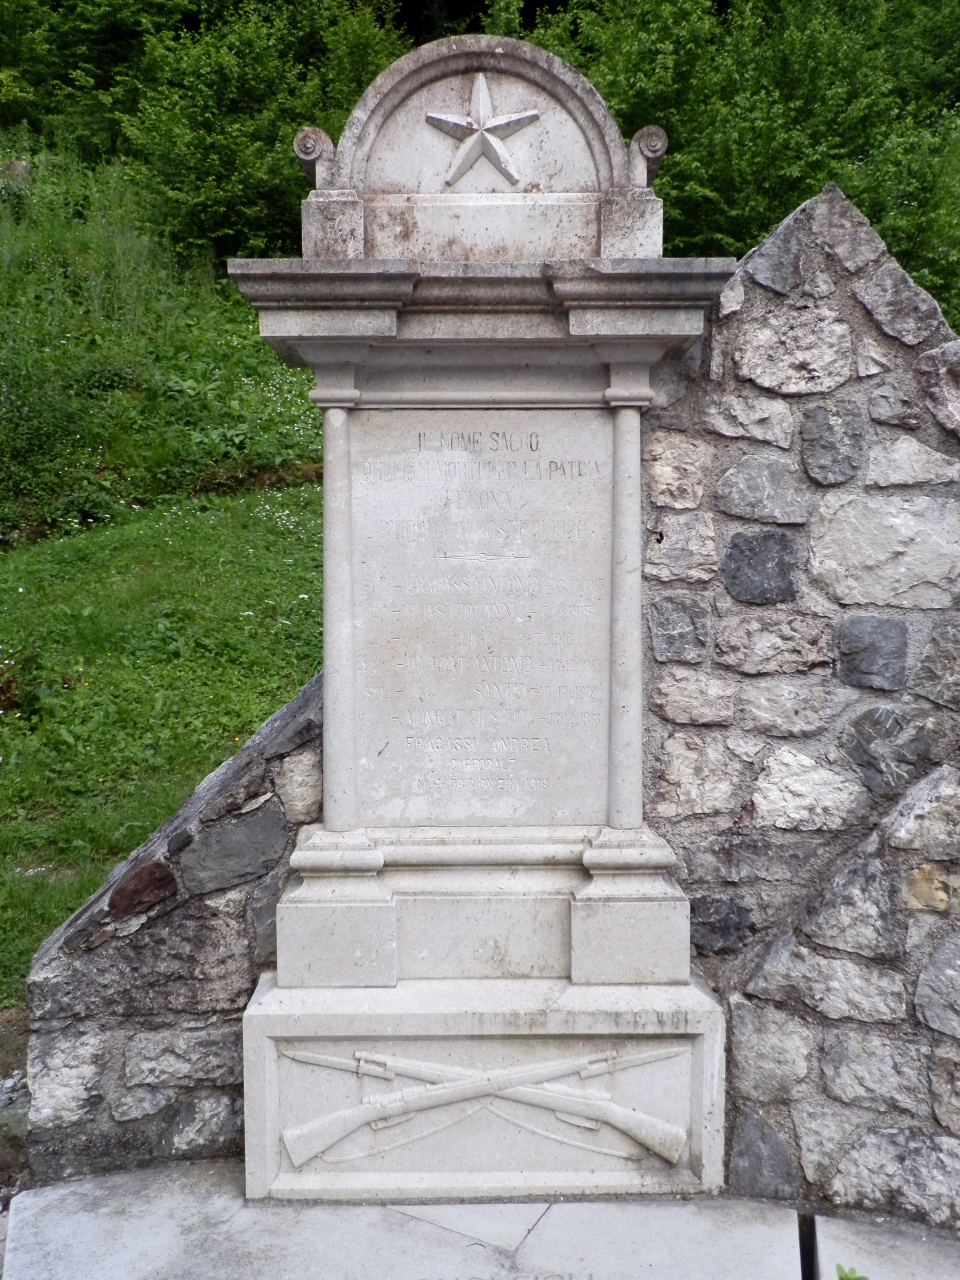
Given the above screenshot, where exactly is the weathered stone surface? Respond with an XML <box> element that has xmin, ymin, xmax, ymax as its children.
<box><xmin>0</xmin><ymin>1091</ymin><xmax>29</xmax><ymax>1177</ymax></box>
<box><xmin>198</xmin><ymin>760</ymin><xmax>267</xmax><ymax>824</ymax></box>
<box><xmin>915</xmin><ymin>340</ymin><xmax>960</xmax><ymax>438</ymax></box>
<box><xmin>886</xmin><ymin>765</ymin><xmax>960</xmax><ymax>857</ymax></box>
<box><xmin>718</xmin><ymin>272</ymin><xmax>744</xmax><ymax>317</ymax></box>
<box><xmin>28</xmin><ymin>1027</ymin><xmax>110</xmax><ymax>1128</ymax></box>
<box><xmin>649</xmin><ymin>668</ymin><xmax>737</xmax><ymax>725</ymax></box>
<box><xmin>792</xmin><ymin>1095</ymin><xmax>868</xmax><ymax>1183</ymax></box>
<box><xmin>837</xmin><ymin>614</ymin><xmax>907</xmax><ymax>691</ymax></box>
<box><xmin>733</xmin><ymin>306</ymin><xmax>852</xmax><ymax>395</ymax></box>
<box><xmin>648</xmin><ymin>733</ymin><xmax>742</xmax><ymax>817</ymax></box>
<box><xmin>740</xmin><ymin>677</ymin><xmax>850</xmax><ymax>737</ymax></box>
<box><xmin>731</xmin><ymin>998</ymin><xmax>814</xmax><ymax>1102</ymax></box>
<box><xmin>108</xmin><ymin>861</ymin><xmax>178</xmax><ymax>922</ymax></box>
<box><xmin>823</xmin><ymin>1027</ymin><xmax>926</xmax><ymax>1114</ymax></box>
<box><xmin>840</xmin><ymin>702</ymin><xmax>945</xmax><ymax>798</ymax></box>
<box><xmin>714</xmin><ymin>455</ymin><xmax>811</xmax><ymax>524</ymax></box>
<box><xmin>800</xmin><ymin>404</ymin><xmax>863</xmax><ymax>486</ymax></box>
<box><xmin>803</xmin><ymin>269</ymin><xmax>835</xmax><ymax>299</ymax></box>
<box><xmin>162</xmin><ymin>1091</ymin><xmax>243</xmax><ymax>1158</ymax></box>
<box><xmin>728</xmin><ymin>1104</ymin><xmax>802</xmax><ymax>1199</ymax></box>
<box><xmin>932</xmin><ymin>1042</ymin><xmax>960</xmax><ymax>1136</ymax></box>
<box><xmin>646</xmin><ymin>594</ymin><xmax>709</xmax><ymax>664</ymax></box>
<box><xmin>644</xmin><ymin>511</ymin><xmax>719</xmax><ymax>583</ymax></box>
<box><xmin>643</xmin><ymin>433</ymin><xmax>713</xmax><ymax>509</ymax></box>
<box><xmin>107</xmin><ymin>1086</ymin><xmax>173</xmax><ymax>1123</ymax></box>
<box><xmin>745</xmin><ymin>213</ymin><xmax>805</xmax><ymax>294</ymax></box>
<box><xmin>124</xmin><ymin>1026</ymin><xmax>242</xmax><ymax>1088</ymax></box>
<box><xmin>715</xmin><ymin>614</ymin><xmax>832</xmax><ymax>674</ymax></box>
<box><xmin>902</xmin><ymin>865</ymin><xmax>954</xmax><ymax>912</ymax></box>
<box><xmin>747</xmin><ymin>935</ymin><xmax>906</xmax><ymax>1021</ymax></box>
<box><xmin>805</xmin><ymin>858</ymin><xmax>901</xmax><ymax>959</ymax></box>
<box><xmin>868</xmin><ymin>382</ymin><xmax>921</xmax><ymax>428</ymax></box>
<box><xmin>752</xmin><ymin>747</ymin><xmax>862</xmax><ymax>830</ymax></box>
<box><xmin>689</xmin><ymin>896</ymin><xmax>755</xmax><ymax>954</ymax></box>
<box><xmin>721</xmin><ymin>530</ymin><xmax>798</xmax><ymax>604</ymax></box>
<box><xmin>702</xmin><ymin>390</ymin><xmax>794</xmax><ymax>449</ymax></box>
<box><xmin>180</xmin><ymin>798</ymin><xmax>288</xmax><ymax>895</ymax></box>
<box><xmin>856</xmin><ymin>338</ymin><xmax>891</xmax><ymax>378</ymax></box>
<box><xmin>910</xmin><ymin>621</ymin><xmax>960</xmax><ymax>709</ymax></box>
<box><xmin>866</xmin><ymin>436</ymin><xmax>960</xmax><ymax>487</ymax></box>
<box><xmin>830</xmin><ymin>1127</ymin><xmax>960</xmax><ymax>1227</ymax></box>
<box><xmin>29</xmin><ymin>891</ymin><xmax>257</xmax><ymax>1022</ymax></box>
<box><xmin>810</xmin><ymin>183</ymin><xmax>886</xmax><ymax>272</ymax></box>
<box><xmin>274</xmin><ymin>745</ymin><xmax>322</xmax><ymax>825</ymax></box>
<box><xmin>809</xmin><ymin>491</ymin><xmax>960</xmax><ymax>607</ymax></box>
<box><xmin>915</xmin><ymin>927</ymin><xmax>960</xmax><ymax>1038</ymax></box>
<box><xmin>853</xmin><ymin>259</ymin><xmax>946</xmax><ymax>346</ymax></box>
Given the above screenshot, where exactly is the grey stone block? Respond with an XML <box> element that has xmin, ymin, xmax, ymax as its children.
<box><xmin>809</xmin><ymin>183</ymin><xmax>885</xmax><ymax>273</ymax></box>
<box><xmin>830</xmin><ymin>1127</ymin><xmax>960</xmax><ymax>1229</ymax></box>
<box><xmin>721</xmin><ymin>530</ymin><xmax>797</xmax><ymax>604</ymax></box>
<box><xmin>728</xmin><ymin>1104</ymin><xmax>802</xmax><ymax>1199</ymax></box>
<box><xmin>909</xmin><ymin>620</ymin><xmax>960</xmax><ymax>710</ymax></box>
<box><xmin>822</xmin><ymin>1026</ymin><xmax>926</xmax><ymax>1114</ymax></box>
<box><xmin>838</xmin><ymin>614</ymin><xmax>908</xmax><ymax>691</ymax></box>
<box><xmin>915</xmin><ymin>339</ymin><xmax>960</xmax><ymax>438</ymax></box>
<box><xmin>646</xmin><ymin>594</ymin><xmax>709</xmax><ymax>664</ymax></box>
<box><xmin>744</xmin><ymin>213</ymin><xmax>805</xmax><ymax>294</ymax></box>
<box><xmin>804</xmin><ymin>858</ymin><xmax>901</xmax><ymax>960</ymax></box>
<box><xmin>731</xmin><ymin>999</ymin><xmax>814</xmax><ymax>1103</ymax></box>
<box><xmin>124</xmin><ymin>1026</ymin><xmax>242</xmax><ymax>1088</ymax></box>
<box><xmin>886</xmin><ymin>765</ymin><xmax>960</xmax><ymax>858</ymax></box>
<box><xmin>180</xmin><ymin>799</ymin><xmax>288</xmax><ymax>895</ymax></box>
<box><xmin>869</xmin><ymin>383</ymin><xmax>921</xmax><ymax>428</ymax></box>
<box><xmin>915</xmin><ymin>927</ymin><xmax>960</xmax><ymax>1039</ymax></box>
<box><xmin>747</xmin><ymin>935</ymin><xmax>906</xmax><ymax>1022</ymax></box>
<box><xmin>931</xmin><ymin>1042</ymin><xmax>960</xmax><ymax>1136</ymax></box>
<box><xmin>714</xmin><ymin>455</ymin><xmax>811</xmax><ymax>524</ymax></box>
<box><xmin>689</xmin><ymin>895</ymin><xmax>755</xmax><ymax>954</ymax></box>
<box><xmin>800</xmin><ymin>404</ymin><xmax>863</xmax><ymax>486</ymax></box>
<box><xmin>853</xmin><ymin>259</ymin><xmax>946</xmax><ymax>347</ymax></box>
<box><xmin>840</xmin><ymin>703</ymin><xmax>946</xmax><ymax>798</ymax></box>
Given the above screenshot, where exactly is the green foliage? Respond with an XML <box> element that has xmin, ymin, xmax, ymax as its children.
<box><xmin>527</xmin><ymin>0</ymin><xmax>960</xmax><ymax>328</ymax></box>
<box><xmin>126</xmin><ymin>1</ymin><xmax>409</xmax><ymax>258</ymax></box>
<box><xmin>0</xmin><ymin>487</ymin><xmax>324</xmax><ymax>1004</ymax></box>
<box><xmin>837</xmin><ymin>1266</ymin><xmax>869</xmax><ymax>1280</ymax></box>
<box><xmin>0</xmin><ymin>142</ymin><xmax>321</xmax><ymax>540</ymax></box>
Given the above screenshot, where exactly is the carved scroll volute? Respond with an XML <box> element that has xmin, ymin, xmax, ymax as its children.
<box><xmin>294</xmin><ymin>127</ymin><xmax>336</xmax><ymax>188</ymax></box>
<box><xmin>629</xmin><ymin>125</ymin><xmax>669</xmax><ymax>186</ymax></box>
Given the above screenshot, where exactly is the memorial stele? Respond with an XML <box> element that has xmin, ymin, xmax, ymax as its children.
<box><xmin>231</xmin><ymin>35</ymin><xmax>735</xmax><ymax>1202</ymax></box>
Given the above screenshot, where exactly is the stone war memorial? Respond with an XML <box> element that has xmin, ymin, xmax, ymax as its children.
<box><xmin>10</xmin><ymin>31</ymin><xmax>960</xmax><ymax>1279</ymax></box>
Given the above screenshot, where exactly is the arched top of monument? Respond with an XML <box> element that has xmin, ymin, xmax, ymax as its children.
<box><xmin>333</xmin><ymin>35</ymin><xmax>630</xmax><ymax>196</ymax></box>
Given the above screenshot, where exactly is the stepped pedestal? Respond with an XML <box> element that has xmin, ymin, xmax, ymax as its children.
<box><xmin>233</xmin><ymin>33</ymin><xmax>733</xmax><ymax>1202</ymax></box>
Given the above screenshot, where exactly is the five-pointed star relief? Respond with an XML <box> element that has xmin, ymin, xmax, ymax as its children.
<box><xmin>426</xmin><ymin>72</ymin><xmax>539</xmax><ymax>187</ymax></box>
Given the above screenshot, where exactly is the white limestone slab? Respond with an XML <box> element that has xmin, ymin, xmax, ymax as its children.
<box><xmin>817</xmin><ymin>1213</ymin><xmax>960</xmax><ymax>1280</ymax></box>
<box><xmin>4</xmin><ymin>1162</ymin><xmax>805</xmax><ymax>1280</ymax></box>
<box><xmin>518</xmin><ymin>1199</ymin><xmax>803</xmax><ymax>1279</ymax></box>
<box><xmin>350</xmin><ymin>408</ymin><xmax>613</xmax><ymax>828</ymax></box>
<box><xmin>390</xmin><ymin>1202</ymin><xmax>547</xmax><ymax>1250</ymax></box>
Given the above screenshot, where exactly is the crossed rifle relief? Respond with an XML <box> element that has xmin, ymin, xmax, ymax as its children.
<box><xmin>280</xmin><ymin>1046</ymin><xmax>689</xmax><ymax>1168</ymax></box>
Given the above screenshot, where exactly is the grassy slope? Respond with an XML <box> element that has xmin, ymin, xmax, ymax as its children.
<box><xmin>0</xmin><ymin>487</ymin><xmax>324</xmax><ymax>1004</ymax></box>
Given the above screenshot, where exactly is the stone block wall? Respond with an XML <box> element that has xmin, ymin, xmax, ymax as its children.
<box><xmin>24</xmin><ymin>186</ymin><xmax>960</xmax><ymax>1230</ymax></box>
<box><xmin>641</xmin><ymin>183</ymin><xmax>960</xmax><ymax>1228</ymax></box>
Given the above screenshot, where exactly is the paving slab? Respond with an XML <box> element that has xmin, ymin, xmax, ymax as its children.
<box><xmin>817</xmin><ymin>1214</ymin><xmax>960</xmax><ymax>1280</ymax></box>
<box><xmin>3</xmin><ymin>1160</ymin><xmax>803</xmax><ymax>1280</ymax></box>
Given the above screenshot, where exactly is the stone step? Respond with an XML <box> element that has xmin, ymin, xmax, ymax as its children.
<box><xmin>817</xmin><ymin>1213</ymin><xmax>960</xmax><ymax>1280</ymax></box>
<box><xmin>2</xmin><ymin>1161</ymin><xmax>802</xmax><ymax>1279</ymax></box>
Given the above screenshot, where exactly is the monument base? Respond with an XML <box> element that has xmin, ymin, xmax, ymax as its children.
<box><xmin>243</xmin><ymin>973</ymin><xmax>724</xmax><ymax>1201</ymax></box>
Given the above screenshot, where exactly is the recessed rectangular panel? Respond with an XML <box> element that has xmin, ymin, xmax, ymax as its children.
<box><xmin>351</xmin><ymin>409</ymin><xmax>612</xmax><ymax>825</ymax></box>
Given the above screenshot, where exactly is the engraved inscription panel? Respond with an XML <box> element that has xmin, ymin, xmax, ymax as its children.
<box><xmin>351</xmin><ymin>409</ymin><xmax>613</xmax><ymax>825</ymax></box>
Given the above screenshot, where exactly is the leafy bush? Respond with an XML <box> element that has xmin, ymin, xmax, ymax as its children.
<box><xmin>0</xmin><ymin>141</ymin><xmax>321</xmax><ymax>540</ymax></box>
